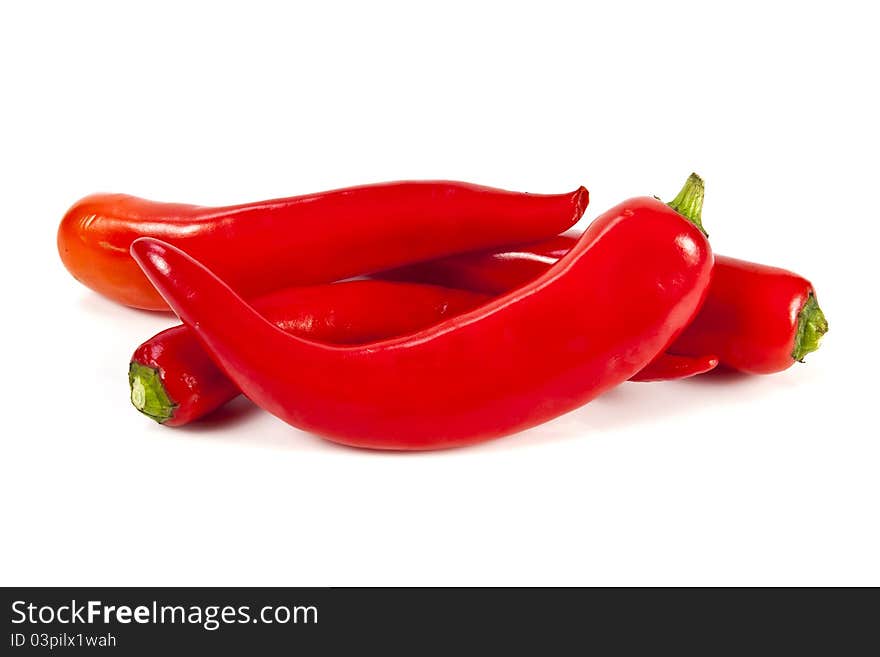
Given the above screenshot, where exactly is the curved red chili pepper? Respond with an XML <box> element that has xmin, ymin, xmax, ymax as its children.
<box><xmin>58</xmin><ymin>181</ymin><xmax>588</xmax><ymax>311</ymax></box>
<box><xmin>379</xmin><ymin>241</ymin><xmax>827</xmax><ymax>374</ymax></box>
<box><xmin>130</xmin><ymin>188</ymin><xmax>713</xmax><ymax>449</ymax></box>
<box><xmin>130</xmin><ymin>281</ymin><xmax>488</xmax><ymax>426</ymax></box>
<box><xmin>130</xmin><ymin>280</ymin><xmax>709</xmax><ymax>427</ymax></box>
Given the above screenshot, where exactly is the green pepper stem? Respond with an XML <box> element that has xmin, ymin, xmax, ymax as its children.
<box><xmin>667</xmin><ymin>172</ymin><xmax>708</xmax><ymax>237</ymax></box>
<box><xmin>792</xmin><ymin>294</ymin><xmax>828</xmax><ymax>362</ymax></box>
<box><xmin>129</xmin><ymin>361</ymin><xmax>177</xmax><ymax>423</ymax></box>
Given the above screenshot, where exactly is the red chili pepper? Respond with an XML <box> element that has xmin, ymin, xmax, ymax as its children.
<box><xmin>130</xmin><ymin>281</ymin><xmax>487</xmax><ymax>426</ymax></box>
<box><xmin>378</xmin><ymin>207</ymin><xmax>827</xmax><ymax>374</ymax></box>
<box><xmin>130</xmin><ymin>177</ymin><xmax>713</xmax><ymax>449</ymax></box>
<box><xmin>58</xmin><ymin>181</ymin><xmax>588</xmax><ymax>311</ymax></box>
<box><xmin>130</xmin><ymin>280</ymin><xmax>710</xmax><ymax>427</ymax></box>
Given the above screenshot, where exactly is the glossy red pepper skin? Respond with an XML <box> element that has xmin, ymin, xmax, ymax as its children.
<box><xmin>669</xmin><ymin>256</ymin><xmax>823</xmax><ymax>373</ymax></box>
<box><xmin>130</xmin><ymin>281</ymin><xmax>487</xmax><ymax>426</ymax></box>
<box><xmin>130</xmin><ymin>196</ymin><xmax>713</xmax><ymax>449</ymax></box>
<box><xmin>379</xmin><ymin>236</ymin><xmax>825</xmax><ymax>375</ymax></box>
<box><xmin>380</xmin><ymin>232</ymin><xmax>720</xmax><ymax>380</ymax></box>
<box><xmin>629</xmin><ymin>354</ymin><xmax>720</xmax><ymax>382</ymax></box>
<box><xmin>131</xmin><ymin>279</ymin><xmax>706</xmax><ymax>427</ymax></box>
<box><xmin>379</xmin><ymin>234</ymin><xmax>577</xmax><ymax>295</ymax></box>
<box><xmin>58</xmin><ymin>181</ymin><xmax>588</xmax><ymax>311</ymax></box>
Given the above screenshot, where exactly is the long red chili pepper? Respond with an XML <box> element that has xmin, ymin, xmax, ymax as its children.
<box><xmin>378</xmin><ymin>221</ymin><xmax>827</xmax><ymax>374</ymax></box>
<box><xmin>58</xmin><ymin>181</ymin><xmax>588</xmax><ymax>311</ymax></box>
<box><xmin>130</xmin><ymin>281</ymin><xmax>715</xmax><ymax>427</ymax></box>
<box><xmin>130</xmin><ymin>177</ymin><xmax>713</xmax><ymax>449</ymax></box>
<box><xmin>130</xmin><ymin>281</ymin><xmax>487</xmax><ymax>426</ymax></box>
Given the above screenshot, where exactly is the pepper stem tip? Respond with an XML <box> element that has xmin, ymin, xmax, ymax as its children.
<box><xmin>667</xmin><ymin>172</ymin><xmax>708</xmax><ymax>237</ymax></box>
<box><xmin>792</xmin><ymin>294</ymin><xmax>828</xmax><ymax>362</ymax></box>
<box><xmin>129</xmin><ymin>361</ymin><xmax>177</xmax><ymax>424</ymax></box>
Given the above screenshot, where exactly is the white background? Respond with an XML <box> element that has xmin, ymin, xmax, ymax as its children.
<box><xmin>1</xmin><ymin>1</ymin><xmax>877</xmax><ymax>586</ymax></box>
